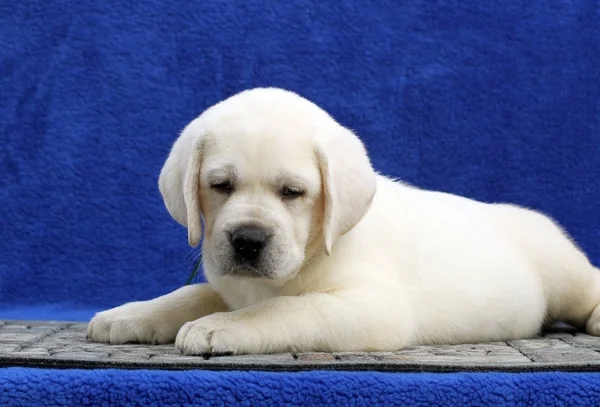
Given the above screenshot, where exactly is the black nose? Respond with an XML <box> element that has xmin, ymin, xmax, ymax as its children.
<box><xmin>229</xmin><ymin>226</ymin><xmax>269</xmax><ymax>262</ymax></box>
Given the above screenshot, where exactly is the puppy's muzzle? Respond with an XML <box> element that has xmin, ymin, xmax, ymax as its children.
<box><xmin>228</xmin><ymin>225</ymin><xmax>270</xmax><ymax>264</ymax></box>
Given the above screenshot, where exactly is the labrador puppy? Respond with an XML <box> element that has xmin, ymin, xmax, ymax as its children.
<box><xmin>87</xmin><ymin>88</ymin><xmax>600</xmax><ymax>355</ymax></box>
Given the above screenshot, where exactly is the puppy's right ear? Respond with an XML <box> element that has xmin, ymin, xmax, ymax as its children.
<box><xmin>158</xmin><ymin>119</ymin><xmax>205</xmax><ymax>247</ymax></box>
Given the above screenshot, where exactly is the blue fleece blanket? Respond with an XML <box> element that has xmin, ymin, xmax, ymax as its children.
<box><xmin>1</xmin><ymin>369</ymin><xmax>600</xmax><ymax>406</ymax></box>
<box><xmin>1</xmin><ymin>0</ymin><xmax>599</xmax><ymax>405</ymax></box>
<box><xmin>1</xmin><ymin>0</ymin><xmax>598</xmax><ymax>315</ymax></box>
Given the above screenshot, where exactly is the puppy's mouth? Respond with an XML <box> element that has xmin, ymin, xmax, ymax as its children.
<box><xmin>222</xmin><ymin>264</ymin><xmax>274</xmax><ymax>279</ymax></box>
<box><xmin>221</xmin><ymin>263</ymin><xmax>301</xmax><ymax>283</ymax></box>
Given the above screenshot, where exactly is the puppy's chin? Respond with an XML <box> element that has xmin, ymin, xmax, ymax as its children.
<box><xmin>217</xmin><ymin>259</ymin><xmax>302</xmax><ymax>281</ymax></box>
<box><xmin>206</xmin><ymin>245</ymin><xmax>303</xmax><ymax>281</ymax></box>
<box><xmin>222</xmin><ymin>263</ymin><xmax>274</xmax><ymax>280</ymax></box>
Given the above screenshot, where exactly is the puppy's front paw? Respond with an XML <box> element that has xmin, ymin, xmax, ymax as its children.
<box><xmin>87</xmin><ymin>301</ymin><xmax>178</xmax><ymax>345</ymax></box>
<box><xmin>175</xmin><ymin>313</ymin><xmax>257</xmax><ymax>356</ymax></box>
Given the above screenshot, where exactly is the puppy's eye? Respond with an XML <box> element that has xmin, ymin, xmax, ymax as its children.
<box><xmin>210</xmin><ymin>180</ymin><xmax>233</xmax><ymax>193</ymax></box>
<box><xmin>280</xmin><ymin>186</ymin><xmax>304</xmax><ymax>199</ymax></box>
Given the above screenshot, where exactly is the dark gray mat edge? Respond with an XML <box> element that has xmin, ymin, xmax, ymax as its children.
<box><xmin>3</xmin><ymin>320</ymin><xmax>600</xmax><ymax>373</ymax></box>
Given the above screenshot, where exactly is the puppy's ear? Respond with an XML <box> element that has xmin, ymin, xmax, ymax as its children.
<box><xmin>158</xmin><ymin>119</ymin><xmax>204</xmax><ymax>247</ymax></box>
<box><xmin>315</xmin><ymin>125</ymin><xmax>377</xmax><ymax>255</ymax></box>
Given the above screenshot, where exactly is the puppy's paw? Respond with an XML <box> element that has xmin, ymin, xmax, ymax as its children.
<box><xmin>87</xmin><ymin>301</ymin><xmax>179</xmax><ymax>345</ymax></box>
<box><xmin>175</xmin><ymin>313</ymin><xmax>257</xmax><ymax>356</ymax></box>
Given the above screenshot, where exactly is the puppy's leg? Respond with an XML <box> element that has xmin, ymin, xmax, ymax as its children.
<box><xmin>547</xmin><ymin>261</ymin><xmax>600</xmax><ymax>334</ymax></box>
<box><xmin>584</xmin><ymin>268</ymin><xmax>600</xmax><ymax>335</ymax></box>
<box><xmin>87</xmin><ymin>284</ymin><xmax>228</xmax><ymax>344</ymax></box>
<box><xmin>175</xmin><ymin>291</ymin><xmax>412</xmax><ymax>355</ymax></box>
<box><xmin>509</xmin><ymin>209</ymin><xmax>600</xmax><ymax>335</ymax></box>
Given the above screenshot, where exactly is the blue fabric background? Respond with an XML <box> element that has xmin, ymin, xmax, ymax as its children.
<box><xmin>2</xmin><ymin>369</ymin><xmax>600</xmax><ymax>406</ymax></box>
<box><xmin>1</xmin><ymin>0</ymin><xmax>598</xmax><ymax>318</ymax></box>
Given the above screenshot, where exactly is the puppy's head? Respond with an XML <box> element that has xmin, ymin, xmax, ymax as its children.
<box><xmin>159</xmin><ymin>88</ymin><xmax>376</xmax><ymax>280</ymax></box>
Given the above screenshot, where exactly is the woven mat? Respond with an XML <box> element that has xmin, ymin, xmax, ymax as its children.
<box><xmin>2</xmin><ymin>320</ymin><xmax>600</xmax><ymax>372</ymax></box>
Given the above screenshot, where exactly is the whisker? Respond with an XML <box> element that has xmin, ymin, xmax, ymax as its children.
<box><xmin>185</xmin><ymin>254</ymin><xmax>203</xmax><ymax>285</ymax></box>
<box><xmin>183</xmin><ymin>248</ymin><xmax>200</xmax><ymax>266</ymax></box>
<box><xmin>182</xmin><ymin>243</ymin><xmax>204</xmax><ymax>285</ymax></box>
<box><xmin>185</xmin><ymin>251</ymin><xmax>201</xmax><ymax>270</ymax></box>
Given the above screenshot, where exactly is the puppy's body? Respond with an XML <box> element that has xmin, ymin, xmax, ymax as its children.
<box><xmin>207</xmin><ymin>175</ymin><xmax>598</xmax><ymax>348</ymax></box>
<box><xmin>88</xmin><ymin>88</ymin><xmax>600</xmax><ymax>354</ymax></box>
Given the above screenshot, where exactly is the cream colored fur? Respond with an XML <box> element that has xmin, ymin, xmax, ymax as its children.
<box><xmin>87</xmin><ymin>88</ymin><xmax>600</xmax><ymax>355</ymax></box>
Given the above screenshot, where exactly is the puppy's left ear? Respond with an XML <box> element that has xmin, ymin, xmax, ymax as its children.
<box><xmin>158</xmin><ymin>119</ymin><xmax>204</xmax><ymax>247</ymax></box>
<box><xmin>315</xmin><ymin>125</ymin><xmax>377</xmax><ymax>254</ymax></box>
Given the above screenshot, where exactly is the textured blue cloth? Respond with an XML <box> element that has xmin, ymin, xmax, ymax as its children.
<box><xmin>1</xmin><ymin>369</ymin><xmax>600</xmax><ymax>406</ymax></box>
<box><xmin>1</xmin><ymin>0</ymin><xmax>598</xmax><ymax>315</ymax></box>
<box><xmin>1</xmin><ymin>0</ymin><xmax>599</xmax><ymax>405</ymax></box>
